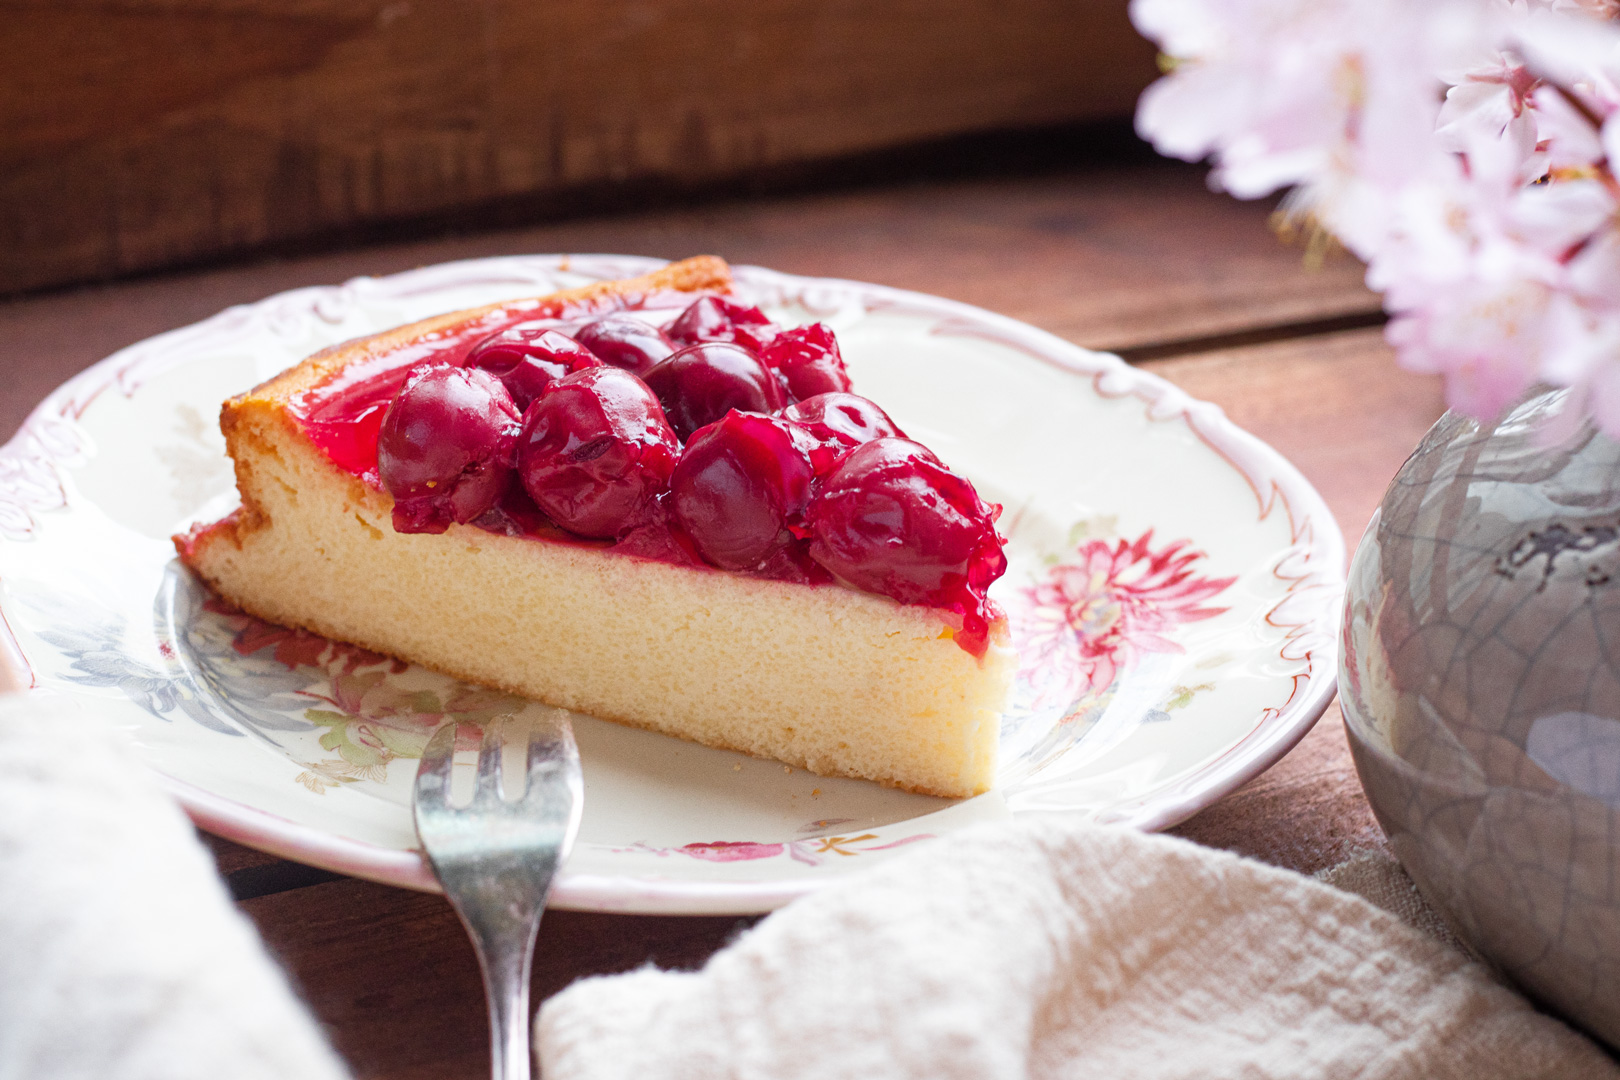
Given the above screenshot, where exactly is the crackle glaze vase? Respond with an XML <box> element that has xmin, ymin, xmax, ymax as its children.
<box><xmin>1342</xmin><ymin>388</ymin><xmax>1620</xmax><ymax>1047</ymax></box>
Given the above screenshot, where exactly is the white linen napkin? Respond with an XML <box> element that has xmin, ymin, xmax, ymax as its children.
<box><xmin>0</xmin><ymin>692</ymin><xmax>349</xmax><ymax>1080</ymax></box>
<box><xmin>5</xmin><ymin>681</ymin><xmax>1615</xmax><ymax>1080</ymax></box>
<box><xmin>537</xmin><ymin>817</ymin><xmax>1620</xmax><ymax>1080</ymax></box>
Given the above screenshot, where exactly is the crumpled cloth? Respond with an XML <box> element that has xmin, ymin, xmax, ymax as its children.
<box><xmin>1315</xmin><ymin>850</ymin><xmax>1479</xmax><ymax>961</ymax></box>
<box><xmin>537</xmin><ymin>818</ymin><xmax>1620</xmax><ymax>1080</ymax></box>
<box><xmin>0</xmin><ymin>692</ymin><xmax>349</xmax><ymax>1080</ymax></box>
<box><xmin>6</xmin><ymin>683</ymin><xmax>1616</xmax><ymax>1080</ymax></box>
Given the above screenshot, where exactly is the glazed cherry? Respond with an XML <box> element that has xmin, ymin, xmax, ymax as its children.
<box><xmin>378</xmin><ymin>364</ymin><xmax>522</xmax><ymax>534</ymax></box>
<box><xmin>666</xmin><ymin>295</ymin><xmax>778</xmax><ymax>353</ymax></box>
<box><xmin>805</xmin><ymin>438</ymin><xmax>1006</xmax><ymax>651</ymax></box>
<box><xmin>571</xmin><ymin>314</ymin><xmax>676</xmax><ymax>377</ymax></box>
<box><xmin>669</xmin><ymin>412</ymin><xmax>816</xmax><ymax>570</ymax></box>
<box><xmin>467</xmin><ymin>326</ymin><xmax>603</xmax><ymax>410</ymax></box>
<box><xmin>517</xmin><ymin>367</ymin><xmax>681</xmax><ymax>539</ymax></box>
<box><xmin>759</xmin><ymin>323</ymin><xmax>851</xmax><ymax>401</ymax></box>
<box><xmin>642</xmin><ymin>342</ymin><xmax>787</xmax><ymax>441</ymax></box>
<box><xmin>781</xmin><ymin>392</ymin><xmax>904</xmax><ymax>472</ymax></box>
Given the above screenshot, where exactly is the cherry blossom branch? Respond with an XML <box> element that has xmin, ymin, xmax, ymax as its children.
<box><xmin>1130</xmin><ymin>0</ymin><xmax>1620</xmax><ymax>435</ymax></box>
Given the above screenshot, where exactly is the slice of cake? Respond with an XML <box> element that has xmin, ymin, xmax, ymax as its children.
<box><xmin>178</xmin><ymin>256</ymin><xmax>1016</xmax><ymax>797</ymax></box>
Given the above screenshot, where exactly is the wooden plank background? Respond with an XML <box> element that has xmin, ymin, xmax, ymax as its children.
<box><xmin>0</xmin><ymin>0</ymin><xmax>1157</xmax><ymax>294</ymax></box>
<box><xmin>0</xmin><ymin>161</ymin><xmax>1378</xmax><ymax>445</ymax></box>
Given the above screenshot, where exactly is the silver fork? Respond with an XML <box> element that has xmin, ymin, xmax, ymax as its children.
<box><xmin>413</xmin><ymin>713</ymin><xmax>583</xmax><ymax>1080</ymax></box>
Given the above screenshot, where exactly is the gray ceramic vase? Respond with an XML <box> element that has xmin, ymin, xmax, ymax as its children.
<box><xmin>1341</xmin><ymin>388</ymin><xmax>1620</xmax><ymax>1047</ymax></box>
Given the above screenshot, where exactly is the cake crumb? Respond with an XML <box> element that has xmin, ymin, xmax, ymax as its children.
<box><xmin>732</xmin><ymin>763</ymin><xmax>741</xmax><ymax>771</ymax></box>
<box><xmin>811</xmin><ymin>788</ymin><xmax>822</xmax><ymax>796</ymax></box>
<box><xmin>783</xmin><ymin>765</ymin><xmax>792</xmax><ymax>773</ymax></box>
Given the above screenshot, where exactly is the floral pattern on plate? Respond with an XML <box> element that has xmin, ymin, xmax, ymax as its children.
<box><xmin>612</xmin><ymin>832</ymin><xmax>937</xmax><ymax>867</ymax></box>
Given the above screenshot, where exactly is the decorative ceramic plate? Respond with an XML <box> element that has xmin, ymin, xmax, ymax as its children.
<box><xmin>0</xmin><ymin>255</ymin><xmax>1343</xmax><ymax>914</ymax></box>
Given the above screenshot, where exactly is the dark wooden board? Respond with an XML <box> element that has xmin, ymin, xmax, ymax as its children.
<box><xmin>0</xmin><ymin>0</ymin><xmax>1159</xmax><ymax>293</ymax></box>
<box><xmin>0</xmin><ymin>161</ymin><xmax>1375</xmax><ymax>446</ymax></box>
<box><xmin>247</xmin><ymin>880</ymin><xmax>754</xmax><ymax>1080</ymax></box>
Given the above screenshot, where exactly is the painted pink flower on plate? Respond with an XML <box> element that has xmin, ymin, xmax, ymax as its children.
<box><xmin>679</xmin><ymin>841</ymin><xmax>787</xmax><ymax>862</ymax></box>
<box><xmin>1013</xmin><ymin>530</ymin><xmax>1236</xmax><ymax>708</ymax></box>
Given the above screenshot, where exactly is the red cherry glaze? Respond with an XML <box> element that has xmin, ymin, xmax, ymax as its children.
<box><xmin>805</xmin><ymin>438</ymin><xmax>1006</xmax><ymax>656</ymax></box>
<box><xmin>669</xmin><ymin>412</ymin><xmax>816</xmax><ymax>571</ymax></box>
<box><xmin>666</xmin><ymin>295</ymin><xmax>778</xmax><ymax>353</ymax></box>
<box><xmin>517</xmin><ymin>367</ymin><xmax>681</xmax><ymax>539</ymax></box>
<box><xmin>572</xmin><ymin>314</ymin><xmax>677</xmax><ymax>377</ymax></box>
<box><xmin>294</xmin><ymin>345</ymin><xmax>473</xmax><ymax>480</ymax></box>
<box><xmin>612</xmin><ymin>500</ymin><xmax>705</xmax><ymax>568</ymax></box>
<box><xmin>759</xmin><ymin>323</ymin><xmax>851</xmax><ymax>401</ymax></box>
<box><xmin>290</xmin><ymin>290</ymin><xmax>700</xmax><ymax>481</ymax></box>
<box><xmin>781</xmin><ymin>392</ymin><xmax>905</xmax><ymax>473</ymax></box>
<box><xmin>467</xmin><ymin>326</ymin><xmax>603</xmax><ymax>410</ymax></box>
<box><xmin>297</xmin><ymin>369</ymin><xmax>401</xmax><ymax>478</ymax></box>
<box><xmin>378</xmin><ymin>364</ymin><xmax>522</xmax><ymax>534</ymax></box>
<box><xmin>642</xmin><ymin>342</ymin><xmax>787</xmax><ymax>441</ymax></box>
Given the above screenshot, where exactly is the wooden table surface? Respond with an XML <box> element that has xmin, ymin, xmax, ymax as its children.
<box><xmin>0</xmin><ymin>153</ymin><xmax>1445</xmax><ymax>1079</ymax></box>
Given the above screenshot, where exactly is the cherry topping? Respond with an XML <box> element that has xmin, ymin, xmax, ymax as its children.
<box><xmin>378</xmin><ymin>364</ymin><xmax>522</xmax><ymax>534</ymax></box>
<box><xmin>666</xmin><ymin>295</ymin><xmax>778</xmax><ymax>353</ymax></box>
<box><xmin>517</xmin><ymin>367</ymin><xmax>680</xmax><ymax>539</ymax></box>
<box><xmin>804</xmin><ymin>438</ymin><xmax>1006</xmax><ymax>653</ymax></box>
<box><xmin>759</xmin><ymin>323</ymin><xmax>851</xmax><ymax>401</ymax></box>
<box><xmin>642</xmin><ymin>342</ymin><xmax>787</xmax><ymax>441</ymax></box>
<box><xmin>782</xmin><ymin>392</ymin><xmax>905</xmax><ymax>472</ymax></box>
<box><xmin>467</xmin><ymin>326</ymin><xmax>603</xmax><ymax>410</ymax></box>
<box><xmin>572</xmin><ymin>314</ymin><xmax>677</xmax><ymax>377</ymax></box>
<box><xmin>669</xmin><ymin>412</ymin><xmax>816</xmax><ymax>570</ymax></box>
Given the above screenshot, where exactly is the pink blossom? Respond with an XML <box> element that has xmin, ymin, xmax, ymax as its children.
<box><xmin>1373</xmin><ymin>122</ymin><xmax>1614</xmax><ymax>420</ymax></box>
<box><xmin>1132</xmin><ymin>0</ymin><xmax>1361</xmax><ymax>197</ymax></box>
<box><xmin>1133</xmin><ymin>0</ymin><xmax>1490</xmax><ymax>210</ymax></box>
<box><xmin>1513</xmin><ymin>6</ymin><xmax>1620</xmax><ymax>104</ymax></box>
<box><xmin>1535</xmin><ymin>222</ymin><xmax>1620</xmax><ymax>434</ymax></box>
<box><xmin>1134</xmin><ymin>0</ymin><xmax>1620</xmax><ymax>433</ymax></box>
<box><xmin>1530</xmin><ymin>84</ymin><xmax>1604</xmax><ymax>167</ymax></box>
<box><xmin>1437</xmin><ymin>51</ymin><xmax>1545</xmax><ymax>182</ymax></box>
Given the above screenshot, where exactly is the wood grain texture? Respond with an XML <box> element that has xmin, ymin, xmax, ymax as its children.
<box><xmin>199</xmin><ymin>830</ymin><xmax>287</xmax><ymax>876</ymax></box>
<box><xmin>245</xmin><ymin>880</ymin><xmax>754</xmax><ymax>1080</ymax></box>
<box><xmin>1170</xmin><ymin>704</ymin><xmax>1387</xmax><ymax>874</ymax></box>
<box><xmin>0</xmin><ymin>161</ymin><xmax>1375</xmax><ymax>446</ymax></box>
<box><xmin>0</xmin><ymin>0</ymin><xmax>1158</xmax><ymax>293</ymax></box>
<box><xmin>0</xmin><ymin>162</ymin><xmax>1427</xmax><ymax>1080</ymax></box>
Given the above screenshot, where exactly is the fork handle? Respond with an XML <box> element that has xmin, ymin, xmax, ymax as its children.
<box><xmin>456</xmin><ymin>902</ymin><xmax>546</xmax><ymax>1080</ymax></box>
